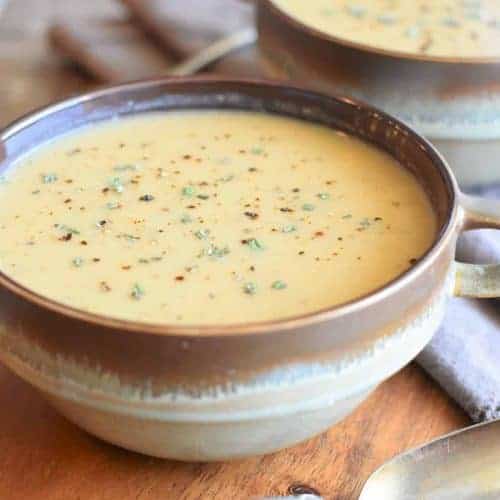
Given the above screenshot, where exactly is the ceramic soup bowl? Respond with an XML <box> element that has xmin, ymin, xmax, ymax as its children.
<box><xmin>257</xmin><ymin>0</ymin><xmax>500</xmax><ymax>188</ymax></box>
<box><xmin>0</xmin><ymin>78</ymin><xmax>499</xmax><ymax>462</ymax></box>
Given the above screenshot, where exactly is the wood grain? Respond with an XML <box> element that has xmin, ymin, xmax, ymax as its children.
<box><xmin>0</xmin><ymin>364</ymin><xmax>468</xmax><ymax>500</ymax></box>
<box><xmin>0</xmin><ymin>1</ymin><xmax>470</xmax><ymax>499</ymax></box>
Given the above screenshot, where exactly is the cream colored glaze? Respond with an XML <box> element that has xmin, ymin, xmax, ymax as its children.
<box><xmin>271</xmin><ymin>0</ymin><xmax>500</xmax><ymax>58</ymax></box>
<box><xmin>0</xmin><ymin>111</ymin><xmax>436</xmax><ymax>325</ymax></box>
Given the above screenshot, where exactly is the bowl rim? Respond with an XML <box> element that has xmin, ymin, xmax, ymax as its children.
<box><xmin>261</xmin><ymin>0</ymin><xmax>500</xmax><ymax>66</ymax></box>
<box><xmin>0</xmin><ymin>76</ymin><xmax>459</xmax><ymax>337</ymax></box>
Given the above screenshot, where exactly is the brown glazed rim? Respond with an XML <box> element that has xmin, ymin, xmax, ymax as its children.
<box><xmin>0</xmin><ymin>76</ymin><xmax>459</xmax><ymax>337</ymax></box>
<box><xmin>262</xmin><ymin>0</ymin><xmax>500</xmax><ymax>65</ymax></box>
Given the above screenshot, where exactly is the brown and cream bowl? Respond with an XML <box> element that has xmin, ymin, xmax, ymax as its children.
<box><xmin>258</xmin><ymin>0</ymin><xmax>500</xmax><ymax>188</ymax></box>
<box><xmin>0</xmin><ymin>78</ymin><xmax>499</xmax><ymax>462</ymax></box>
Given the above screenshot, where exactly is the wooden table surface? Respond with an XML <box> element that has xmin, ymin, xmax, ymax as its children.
<box><xmin>0</xmin><ymin>1</ymin><xmax>470</xmax><ymax>499</ymax></box>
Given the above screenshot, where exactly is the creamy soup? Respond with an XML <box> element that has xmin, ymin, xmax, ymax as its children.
<box><xmin>0</xmin><ymin>111</ymin><xmax>436</xmax><ymax>325</ymax></box>
<box><xmin>271</xmin><ymin>0</ymin><xmax>500</xmax><ymax>58</ymax></box>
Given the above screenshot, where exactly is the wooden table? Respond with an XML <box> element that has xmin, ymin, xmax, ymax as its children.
<box><xmin>0</xmin><ymin>1</ymin><xmax>470</xmax><ymax>498</ymax></box>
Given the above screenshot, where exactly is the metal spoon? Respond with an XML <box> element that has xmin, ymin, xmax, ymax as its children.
<box><xmin>168</xmin><ymin>27</ymin><xmax>257</xmax><ymax>77</ymax></box>
<box><xmin>258</xmin><ymin>422</ymin><xmax>500</xmax><ymax>499</ymax></box>
<box><xmin>360</xmin><ymin>419</ymin><xmax>500</xmax><ymax>499</ymax></box>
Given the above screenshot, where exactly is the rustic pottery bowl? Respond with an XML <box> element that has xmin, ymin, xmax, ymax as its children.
<box><xmin>257</xmin><ymin>0</ymin><xmax>500</xmax><ymax>188</ymax></box>
<box><xmin>0</xmin><ymin>78</ymin><xmax>499</xmax><ymax>462</ymax></box>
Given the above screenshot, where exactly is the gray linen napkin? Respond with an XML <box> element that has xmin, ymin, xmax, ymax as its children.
<box><xmin>417</xmin><ymin>185</ymin><xmax>500</xmax><ymax>422</ymax></box>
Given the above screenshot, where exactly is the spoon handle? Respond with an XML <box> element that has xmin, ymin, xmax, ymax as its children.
<box><xmin>168</xmin><ymin>27</ymin><xmax>258</xmax><ymax>77</ymax></box>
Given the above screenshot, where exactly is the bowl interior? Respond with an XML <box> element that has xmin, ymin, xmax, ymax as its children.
<box><xmin>0</xmin><ymin>78</ymin><xmax>457</xmax><ymax>333</ymax></box>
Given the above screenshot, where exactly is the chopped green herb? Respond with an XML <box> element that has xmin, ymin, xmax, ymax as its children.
<box><xmin>72</xmin><ymin>257</ymin><xmax>84</xmax><ymax>267</ymax></box>
<box><xmin>197</xmin><ymin>194</ymin><xmax>210</xmax><ymax>200</ymax></box>
<box><xmin>247</xmin><ymin>238</ymin><xmax>265</xmax><ymax>251</ymax></box>
<box><xmin>281</xmin><ymin>224</ymin><xmax>297</xmax><ymax>233</ymax></box>
<box><xmin>464</xmin><ymin>8</ymin><xmax>481</xmax><ymax>21</ymax></box>
<box><xmin>243</xmin><ymin>282</ymin><xmax>257</xmax><ymax>295</ymax></box>
<box><xmin>113</xmin><ymin>164</ymin><xmax>138</xmax><ymax>172</ymax></box>
<box><xmin>180</xmin><ymin>214</ymin><xmax>192</xmax><ymax>224</ymax></box>
<box><xmin>216</xmin><ymin>157</ymin><xmax>231</xmax><ymax>166</ymax></box>
<box><xmin>342</xmin><ymin>214</ymin><xmax>352</xmax><ymax>219</ymax></box>
<box><xmin>42</xmin><ymin>173</ymin><xmax>58</xmax><ymax>184</ymax></box>
<box><xmin>442</xmin><ymin>16</ymin><xmax>460</xmax><ymax>28</ymax></box>
<box><xmin>405</xmin><ymin>25</ymin><xmax>421</xmax><ymax>38</ymax></box>
<box><xmin>302</xmin><ymin>203</ymin><xmax>315</xmax><ymax>212</ymax></box>
<box><xmin>139</xmin><ymin>194</ymin><xmax>155</xmax><ymax>202</ymax></box>
<box><xmin>201</xmin><ymin>244</ymin><xmax>230</xmax><ymax>259</ymax></box>
<box><xmin>106</xmin><ymin>201</ymin><xmax>121</xmax><ymax>210</ymax></box>
<box><xmin>31</xmin><ymin>189</ymin><xmax>40</xmax><ymax>195</ymax></box>
<box><xmin>54</xmin><ymin>224</ymin><xmax>80</xmax><ymax>235</ymax></box>
<box><xmin>377</xmin><ymin>13</ymin><xmax>397</xmax><ymax>24</ymax></box>
<box><xmin>119</xmin><ymin>233</ymin><xmax>140</xmax><ymax>241</ymax></box>
<box><xmin>131</xmin><ymin>283</ymin><xmax>145</xmax><ymax>300</ymax></box>
<box><xmin>109</xmin><ymin>177</ymin><xmax>124</xmax><ymax>193</ymax></box>
<box><xmin>218</xmin><ymin>174</ymin><xmax>234</xmax><ymax>183</ymax></box>
<box><xmin>271</xmin><ymin>280</ymin><xmax>287</xmax><ymax>290</ymax></box>
<box><xmin>182</xmin><ymin>186</ymin><xmax>195</xmax><ymax>197</ymax></box>
<box><xmin>317</xmin><ymin>193</ymin><xmax>330</xmax><ymax>200</ymax></box>
<box><xmin>194</xmin><ymin>228</ymin><xmax>210</xmax><ymax>240</ymax></box>
<box><xmin>137</xmin><ymin>256</ymin><xmax>163</xmax><ymax>264</ymax></box>
<box><xmin>214</xmin><ymin>245</ymin><xmax>230</xmax><ymax>258</ymax></box>
<box><xmin>345</xmin><ymin>4</ymin><xmax>366</xmax><ymax>18</ymax></box>
<box><xmin>250</xmin><ymin>147</ymin><xmax>264</xmax><ymax>155</ymax></box>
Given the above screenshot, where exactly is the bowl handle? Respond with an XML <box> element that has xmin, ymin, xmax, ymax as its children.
<box><xmin>455</xmin><ymin>194</ymin><xmax>500</xmax><ymax>297</ymax></box>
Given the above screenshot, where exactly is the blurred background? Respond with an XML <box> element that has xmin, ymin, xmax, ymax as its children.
<box><xmin>0</xmin><ymin>0</ymin><xmax>96</xmax><ymax>126</ymax></box>
<box><xmin>0</xmin><ymin>0</ymin><xmax>260</xmax><ymax>128</ymax></box>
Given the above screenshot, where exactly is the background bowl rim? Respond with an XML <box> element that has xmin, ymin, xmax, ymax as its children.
<box><xmin>261</xmin><ymin>0</ymin><xmax>500</xmax><ymax>66</ymax></box>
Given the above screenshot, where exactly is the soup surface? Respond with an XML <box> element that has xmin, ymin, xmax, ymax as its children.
<box><xmin>0</xmin><ymin>111</ymin><xmax>436</xmax><ymax>325</ymax></box>
<box><xmin>271</xmin><ymin>0</ymin><xmax>500</xmax><ymax>58</ymax></box>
